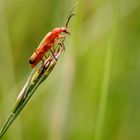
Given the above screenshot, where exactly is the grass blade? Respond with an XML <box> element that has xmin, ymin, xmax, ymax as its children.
<box><xmin>0</xmin><ymin>46</ymin><xmax>64</xmax><ymax>139</ymax></box>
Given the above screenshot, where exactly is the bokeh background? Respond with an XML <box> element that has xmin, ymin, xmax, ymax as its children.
<box><xmin>0</xmin><ymin>0</ymin><xmax>140</xmax><ymax>140</ymax></box>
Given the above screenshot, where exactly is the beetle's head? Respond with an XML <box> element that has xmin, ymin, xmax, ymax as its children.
<box><xmin>53</xmin><ymin>27</ymin><xmax>70</xmax><ymax>36</ymax></box>
<box><xmin>62</xmin><ymin>27</ymin><xmax>70</xmax><ymax>35</ymax></box>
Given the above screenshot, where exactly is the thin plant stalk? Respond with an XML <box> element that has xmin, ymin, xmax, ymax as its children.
<box><xmin>0</xmin><ymin>45</ymin><xmax>65</xmax><ymax>139</ymax></box>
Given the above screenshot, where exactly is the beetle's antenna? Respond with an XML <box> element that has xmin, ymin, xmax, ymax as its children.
<box><xmin>65</xmin><ymin>1</ymin><xmax>78</xmax><ymax>29</ymax></box>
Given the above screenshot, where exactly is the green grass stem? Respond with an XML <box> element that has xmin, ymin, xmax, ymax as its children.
<box><xmin>0</xmin><ymin>46</ymin><xmax>64</xmax><ymax>139</ymax></box>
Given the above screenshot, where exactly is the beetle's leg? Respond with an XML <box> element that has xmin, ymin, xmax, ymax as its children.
<box><xmin>59</xmin><ymin>37</ymin><xmax>66</xmax><ymax>50</ymax></box>
<box><xmin>58</xmin><ymin>35</ymin><xmax>65</xmax><ymax>39</ymax></box>
<box><xmin>41</xmin><ymin>58</ymin><xmax>44</xmax><ymax>62</ymax></box>
<box><xmin>41</xmin><ymin>58</ymin><xmax>47</xmax><ymax>69</ymax></box>
<box><xmin>55</xmin><ymin>39</ymin><xmax>61</xmax><ymax>46</ymax></box>
<box><xmin>60</xmin><ymin>42</ymin><xmax>65</xmax><ymax>51</ymax></box>
<box><xmin>49</xmin><ymin>49</ymin><xmax>57</xmax><ymax>61</ymax></box>
<box><xmin>44</xmin><ymin>54</ymin><xmax>48</xmax><ymax>59</ymax></box>
<box><xmin>56</xmin><ymin>36</ymin><xmax>66</xmax><ymax>50</ymax></box>
<box><xmin>52</xmin><ymin>45</ymin><xmax>55</xmax><ymax>52</ymax></box>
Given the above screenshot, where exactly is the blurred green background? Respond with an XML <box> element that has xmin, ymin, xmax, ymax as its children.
<box><xmin>0</xmin><ymin>0</ymin><xmax>140</xmax><ymax>140</ymax></box>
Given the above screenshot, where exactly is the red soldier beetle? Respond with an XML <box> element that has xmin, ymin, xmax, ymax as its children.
<box><xmin>29</xmin><ymin>4</ymin><xmax>77</xmax><ymax>68</ymax></box>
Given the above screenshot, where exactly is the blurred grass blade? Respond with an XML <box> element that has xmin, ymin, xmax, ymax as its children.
<box><xmin>0</xmin><ymin>46</ymin><xmax>64</xmax><ymax>139</ymax></box>
<box><xmin>94</xmin><ymin>1</ymin><xmax>120</xmax><ymax>140</ymax></box>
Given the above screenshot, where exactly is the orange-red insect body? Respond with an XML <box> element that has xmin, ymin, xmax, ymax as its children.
<box><xmin>29</xmin><ymin>4</ymin><xmax>77</xmax><ymax>68</ymax></box>
<box><xmin>29</xmin><ymin>27</ymin><xmax>69</xmax><ymax>68</ymax></box>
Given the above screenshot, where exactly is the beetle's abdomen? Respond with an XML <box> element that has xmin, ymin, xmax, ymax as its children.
<box><xmin>29</xmin><ymin>50</ymin><xmax>45</xmax><ymax>68</ymax></box>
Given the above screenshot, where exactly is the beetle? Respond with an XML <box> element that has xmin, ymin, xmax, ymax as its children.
<box><xmin>29</xmin><ymin>5</ymin><xmax>76</xmax><ymax>68</ymax></box>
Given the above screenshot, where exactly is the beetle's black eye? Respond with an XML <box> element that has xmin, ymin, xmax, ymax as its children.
<box><xmin>63</xmin><ymin>29</ymin><xmax>70</xmax><ymax>35</ymax></box>
<box><xmin>63</xmin><ymin>29</ymin><xmax>67</xmax><ymax>33</ymax></box>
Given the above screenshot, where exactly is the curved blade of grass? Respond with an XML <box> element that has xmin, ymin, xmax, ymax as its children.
<box><xmin>0</xmin><ymin>46</ymin><xmax>64</xmax><ymax>139</ymax></box>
